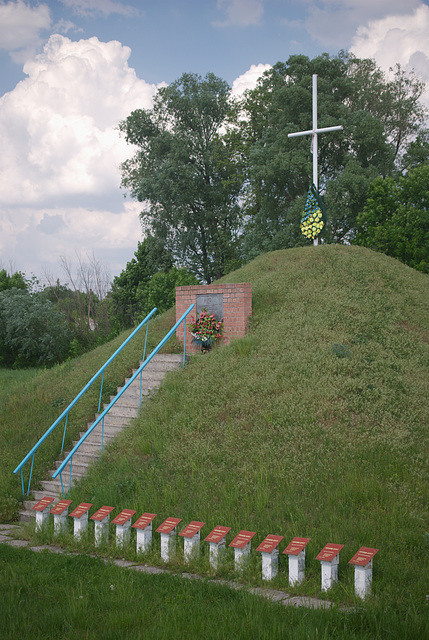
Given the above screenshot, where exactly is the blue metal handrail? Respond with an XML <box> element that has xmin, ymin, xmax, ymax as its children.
<box><xmin>53</xmin><ymin>303</ymin><xmax>194</xmax><ymax>496</ymax></box>
<box><xmin>13</xmin><ymin>307</ymin><xmax>158</xmax><ymax>496</ymax></box>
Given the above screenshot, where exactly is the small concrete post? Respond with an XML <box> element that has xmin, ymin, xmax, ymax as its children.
<box><xmin>111</xmin><ymin>509</ymin><xmax>136</xmax><ymax>548</ymax></box>
<box><xmin>132</xmin><ymin>513</ymin><xmax>157</xmax><ymax>554</ymax></box>
<box><xmin>283</xmin><ymin>537</ymin><xmax>311</xmax><ymax>586</ymax></box>
<box><xmin>32</xmin><ymin>496</ymin><xmax>54</xmax><ymax>531</ymax></box>
<box><xmin>179</xmin><ymin>521</ymin><xmax>205</xmax><ymax>563</ymax></box>
<box><xmin>90</xmin><ymin>506</ymin><xmax>115</xmax><ymax>547</ymax></box>
<box><xmin>349</xmin><ymin>547</ymin><xmax>379</xmax><ymax>599</ymax></box>
<box><xmin>229</xmin><ymin>530</ymin><xmax>256</xmax><ymax>572</ymax></box>
<box><xmin>204</xmin><ymin>526</ymin><xmax>231</xmax><ymax>571</ymax></box>
<box><xmin>257</xmin><ymin>535</ymin><xmax>284</xmax><ymax>581</ymax></box>
<box><xmin>69</xmin><ymin>503</ymin><xmax>93</xmax><ymax>540</ymax></box>
<box><xmin>316</xmin><ymin>543</ymin><xmax>344</xmax><ymax>591</ymax></box>
<box><xmin>156</xmin><ymin>517</ymin><xmax>182</xmax><ymax>562</ymax></box>
<box><xmin>50</xmin><ymin>499</ymin><xmax>72</xmax><ymax>536</ymax></box>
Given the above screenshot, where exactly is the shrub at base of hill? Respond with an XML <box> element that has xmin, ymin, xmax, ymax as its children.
<box><xmin>0</xmin><ymin>289</ymin><xmax>70</xmax><ymax>367</ymax></box>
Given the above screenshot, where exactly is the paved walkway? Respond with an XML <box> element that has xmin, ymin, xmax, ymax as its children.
<box><xmin>0</xmin><ymin>524</ymin><xmax>339</xmax><ymax>611</ymax></box>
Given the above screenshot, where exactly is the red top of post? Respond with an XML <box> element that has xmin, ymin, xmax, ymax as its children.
<box><xmin>111</xmin><ymin>509</ymin><xmax>136</xmax><ymax>526</ymax></box>
<box><xmin>256</xmin><ymin>534</ymin><xmax>284</xmax><ymax>554</ymax></box>
<box><xmin>156</xmin><ymin>517</ymin><xmax>181</xmax><ymax>534</ymax></box>
<box><xmin>316</xmin><ymin>543</ymin><xmax>344</xmax><ymax>562</ymax></box>
<box><xmin>32</xmin><ymin>496</ymin><xmax>54</xmax><ymax>512</ymax></box>
<box><xmin>204</xmin><ymin>525</ymin><xmax>231</xmax><ymax>544</ymax></box>
<box><xmin>90</xmin><ymin>506</ymin><xmax>115</xmax><ymax>522</ymax></box>
<box><xmin>349</xmin><ymin>547</ymin><xmax>379</xmax><ymax>567</ymax></box>
<box><xmin>283</xmin><ymin>537</ymin><xmax>311</xmax><ymax>556</ymax></box>
<box><xmin>229</xmin><ymin>530</ymin><xmax>256</xmax><ymax>549</ymax></box>
<box><xmin>179</xmin><ymin>521</ymin><xmax>205</xmax><ymax>538</ymax></box>
<box><xmin>132</xmin><ymin>513</ymin><xmax>157</xmax><ymax>530</ymax></box>
<box><xmin>69</xmin><ymin>503</ymin><xmax>93</xmax><ymax>519</ymax></box>
<box><xmin>50</xmin><ymin>499</ymin><xmax>72</xmax><ymax>515</ymax></box>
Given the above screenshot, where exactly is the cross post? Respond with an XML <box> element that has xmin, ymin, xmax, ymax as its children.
<box><xmin>288</xmin><ymin>74</ymin><xmax>343</xmax><ymax>245</ymax></box>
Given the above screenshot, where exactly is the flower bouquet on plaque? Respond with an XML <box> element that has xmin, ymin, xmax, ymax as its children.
<box><xmin>189</xmin><ymin>308</ymin><xmax>223</xmax><ymax>353</ymax></box>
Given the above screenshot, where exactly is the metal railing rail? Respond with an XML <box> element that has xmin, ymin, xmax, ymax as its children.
<box><xmin>13</xmin><ymin>308</ymin><xmax>158</xmax><ymax>496</ymax></box>
<box><xmin>53</xmin><ymin>303</ymin><xmax>194</xmax><ymax>496</ymax></box>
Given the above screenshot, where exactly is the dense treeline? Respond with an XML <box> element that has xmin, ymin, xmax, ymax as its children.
<box><xmin>120</xmin><ymin>52</ymin><xmax>428</xmax><ymax>278</ymax></box>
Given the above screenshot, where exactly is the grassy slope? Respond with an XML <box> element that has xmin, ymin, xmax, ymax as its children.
<box><xmin>0</xmin><ymin>309</ymin><xmax>181</xmax><ymax>521</ymax></box>
<box><xmin>3</xmin><ymin>245</ymin><xmax>429</xmax><ymax>636</ymax></box>
<box><xmin>66</xmin><ymin>245</ymin><xmax>428</xmax><ymax>611</ymax></box>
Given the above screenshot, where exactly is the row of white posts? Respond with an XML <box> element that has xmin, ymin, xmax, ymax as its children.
<box><xmin>34</xmin><ymin>498</ymin><xmax>378</xmax><ymax>599</ymax></box>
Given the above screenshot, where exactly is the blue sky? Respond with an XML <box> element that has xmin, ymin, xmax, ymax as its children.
<box><xmin>0</xmin><ymin>0</ymin><xmax>428</xmax><ymax>284</ymax></box>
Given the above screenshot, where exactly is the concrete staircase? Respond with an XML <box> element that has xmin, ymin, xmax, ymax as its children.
<box><xmin>20</xmin><ymin>354</ymin><xmax>184</xmax><ymax>522</ymax></box>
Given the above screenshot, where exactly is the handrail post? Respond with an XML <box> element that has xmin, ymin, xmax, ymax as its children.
<box><xmin>60</xmin><ymin>413</ymin><xmax>68</xmax><ymax>457</ymax></box>
<box><xmin>27</xmin><ymin>453</ymin><xmax>35</xmax><ymax>496</ymax></box>
<box><xmin>183</xmin><ymin>316</ymin><xmax>187</xmax><ymax>368</ymax></box>
<box><xmin>98</xmin><ymin>370</ymin><xmax>105</xmax><ymax>413</ymax></box>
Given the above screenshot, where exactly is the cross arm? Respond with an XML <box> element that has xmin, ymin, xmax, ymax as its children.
<box><xmin>288</xmin><ymin>125</ymin><xmax>343</xmax><ymax>139</ymax></box>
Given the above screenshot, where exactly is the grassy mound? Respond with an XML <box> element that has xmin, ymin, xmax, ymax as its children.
<box><xmin>3</xmin><ymin>244</ymin><xmax>429</xmax><ymax>636</ymax></box>
<box><xmin>68</xmin><ymin>246</ymin><xmax>428</xmax><ymax>607</ymax></box>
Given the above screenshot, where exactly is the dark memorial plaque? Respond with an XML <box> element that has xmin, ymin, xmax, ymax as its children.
<box><xmin>196</xmin><ymin>294</ymin><xmax>223</xmax><ymax>321</ymax></box>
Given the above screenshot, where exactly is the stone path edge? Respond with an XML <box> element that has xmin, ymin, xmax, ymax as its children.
<box><xmin>0</xmin><ymin>525</ymin><xmax>350</xmax><ymax>611</ymax></box>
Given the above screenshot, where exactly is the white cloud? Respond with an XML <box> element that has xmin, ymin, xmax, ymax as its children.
<box><xmin>0</xmin><ymin>35</ymin><xmax>160</xmax><ymax>205</ymax></box>
<box><xmin>0</xmin><ymin>35</ymin><xmax>163</xmax><ymax>279</ymax></box>
<box><xmin>0</xmin><ymin>0</ymin><xmax>51</xmax><ymax>61</ymax></box>
<box><xmin>303</xmin><ymin>0</ymin><xmax>422</xmax><ymax>48</ymax></box>
<box><xmin>214</xmin><ymin>0</ymin><xmax>265</xmax><ymax>27</ymax></box>
<box><xmin>350</xmin><ymin>5</ymin><xmax>429</xmax><ymax>80</ymax></box>
<box><xmin>230</xmin><ymin>63</ymin><xmax>271</xmax><ymax>96</ymax></box>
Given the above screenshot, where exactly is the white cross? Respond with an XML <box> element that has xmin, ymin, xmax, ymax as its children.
<box><xmin>288</xmin><ymin>74</ymin><xmax>343</xmax><ymax>245</ymax></box>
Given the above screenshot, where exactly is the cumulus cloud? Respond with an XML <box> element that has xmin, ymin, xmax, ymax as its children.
<box><xmin>0</xmin><ymin>35</ymin><xmax>160</xmax><ymax>205</ymax></box>
<box><xmin>303</xmin><ymin>0</ymin><xmax>422</xmax><ymax>48</ymax></box>
<box><xmin>230</xmin><ymin>63</ymin><xmax>271</xmax><ymax>96</ymax></box>
<box><xmin>350</xmin><ymin>5</ymin><xmax>429</xmax><ymax>80</ymax></box>
<box><xmin>0</xmin><ymin>35</ymin><xmax>162</xmax><ymax>276</ymax></box>
<box><xmin>0</xmin><ymin>0</ymin><xmax>51</xmax><ymax>62</ymax></box>
<box><xmin>214</xmin><ymin>0</ymin><xmax>265</xmax><ymax>27</ymax></box>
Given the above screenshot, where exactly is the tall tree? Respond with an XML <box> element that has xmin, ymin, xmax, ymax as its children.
<box><xmin>119</xmin><ymin>73</ymin><xmax>243</xmax><ymax>283</ymax></box>
<box><xmin>237</xmin><ymin>53</ymin><xmax>426</xmax><ymax>257</ymax></box>
<box><xmin>354</xmin><ymin>164</ymin><xmax>429</xmax><ymax>273</ymax></box>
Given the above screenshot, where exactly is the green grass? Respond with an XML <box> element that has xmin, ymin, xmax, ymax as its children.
<box><xmin>0</xmin><ymin>307</ymin><xmax>182</xmax><ymax>521</ymax></box>
<box><xmin>0</xmin><ymin>544</ymin><xmax>425</xmax><ymax>640</ymax></box>
<box><xmin>2</xmin><ymin>244</ymin><xmax>429</xmax><ymax>637</ymax></box>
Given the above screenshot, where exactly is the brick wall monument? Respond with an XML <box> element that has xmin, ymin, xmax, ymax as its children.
<box><xmin>175</xmin><ymin>283</ymin><xmax>252</xmax><ymax>354</ymax></box>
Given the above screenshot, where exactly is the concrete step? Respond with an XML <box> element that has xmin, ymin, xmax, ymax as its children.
<box><xmin>102</xmin><ymin>404</ymin><xmax>138</xmax><ymax>418</ymax></box>
<box><xmin>19</xmin><ymin>353</ymin><xmax>185</xmax><ymax>523</ymax></box>
<box><xmin>58</xmin><ymin>451</ymin><xmax>101</xmax><ymax>466</ymax></box>
<box><xmin>89</xmin><ymin>414</ymin><xmax>131</xmax><ymax>428</ymax></box>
